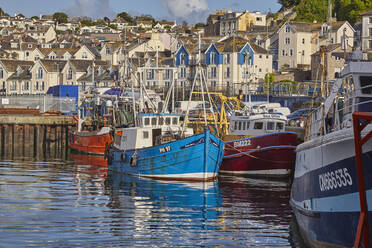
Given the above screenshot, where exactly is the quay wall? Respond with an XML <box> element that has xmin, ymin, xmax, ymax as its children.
<box><xmin>0</xmin><ymin>115</ymin><xmax>76</xmax><ymax>160</ymax></box>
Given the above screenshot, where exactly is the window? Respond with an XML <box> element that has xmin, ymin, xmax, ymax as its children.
<box><xmin>285</xmin><ymin>26</ymin><xmax>290</xmax><ymax>33</ymax></box>
<box><xmin>0</xmin><ymin>68</ymin><xmax>3</xmax><ymax>78</ymax></box>
<box><xmin>254</xmin><ymin>122</ymin><xmax>263</xmax><ymax>129</ymax></box>
<box><xmin>234</xmin><ymin>121</ymin><xmax>238</xmax><ymax>130</ymax></box>
<box><xmin>211</xmin><ymin>81</ymin><xmax>216</xmax><ymax>87</ymax></box>
<box><xmin>106</xmin><ymin>47</ymin><xmax>110</xmax><ymax>54</ymax></box>
<box><xmin>11</xmin><ymin>81</ymin><xmax>16</xmax><ymax>90</ymax></box>
<box><xmin>172</xmin><ymin>117</ymin><xmax>178</xmax><ymax>125</ymax></box>
<box><xmin>369</xmin><ymin>28</ymin><xmax>372</xmax><ymax>36</ymax></box>
<box><xmin>259</xmin><ymin>68</ymin><xmax>262</xmax><ymax>72</ymax></box>
<box><xmin>360</xmin><ymin>76</ymin><xmax>372</xmax><ymax>94</ymax></box>
<box><xmin>144</xmin><ymin>118</ymin><xmax>150</xmax><ymax>126</ymax></box>
<box><xmin>285</xmin><ymin>38</ymin><xmax>290</xmax><ymax>44</ymax></box>
<box><xmin>159</xmin><ymin>117</ymin><xmax>164</xmax><ymax>125</ymax></box>
<box><xmin>302</xmin><ymin>50</ymin><xmax>305</xmax><ymax>56</ymax></box>
<box><xmin>82</xmin><ymin>52</ymin><xmax>87</xmax><ymax>59</ymax></box>
<box><xmin>302</xmin><ymin>38</ymin><xmax>305</xmax><ymax>44</ymax></box>
<box><xmin>225</xmin><ymin>54</ymin><xmax>230</xmax><ymax>64</ymax></box>
<box><xmin>238</xmin><ymin>121</ymin><xmax>242</xmax><ymax>130</ymax></box>
<box><xmin>369</xmin><ymin>40</ymin><xmax>372</xmax><ymax>49</ymax></box>
<box><xmin>35</xmin><ymin>81</ymin><xmax>39</xmax><ymax>90</ymax></box>
<box><xmin>281</xmin><ymin>49</ymin><xmax>285</xmax><ymax>56</ymax></box>
<box><xmin>331</xmin><ymin>38</ymin><xmax>334</xmax><ymax>44</ymax></box>
<box><xmin>370</xmin><ymin>17</ymin><xmax>372</xmax><ymax>23</ymax></box>
<box><xmin>259</xmin><ymin>55</ymin><xmax>262</xmax><ymax>58</ymax></box>
<box><xmin>180</xmin><ymin>53</ymin><xmax>186</xmax><ymax>65</ymax></box>
<box><xmin>226</xmin><ymin>67</ymin><xmax>230</xmax><ymax>78</ymax></box>
<box><xmin>289</xmin><ymin>49</ymin><xmax>293</xmax><ymax>56</ymax></box>
<box><xmin>165</xmin><ymin>117</ymin><xmax>171</xmax><ymax>125</ymax></box>
<box><xmin>68</xmin><ymin>68</ymin><xmax>73</xmax><ymax>80</ymax></box>
<box><xmin>246</xmin><ymin>121</ymin><xmax>250</xmax><ymax>129</ymax></box>
<box><xmin>151</xmin><ymin>118</ymin><xmax>157</xmax><ymax>126</ymax></box>
<box><xmin>211</xmin><ymin>67</ymin><xmax>217</xmax><ymax>78</ymax></box>
<box><xmin>242</xmin><ymin>121</ymin><xmax>246</xmax><ymax>130</ymax></box>
<box><xmin>210</xmin><ymin>52</ymin><xmax>216</xmax><ymax>64</ymax></box>
<box><xmin>37</xmin><ymin>67</ymin><xmax>43</xmax><ymax>79</ymax></box>
<box><xmin>276</xmin><ymin>122</ymin><xmax>284</xmax><ymax>130</ymax></box>
<box><xmin>26</xmin><ymin>52</ymin><xmax>29</xmax><ymax>57</ymax></box>
<box><xmin>143</xmin><ymin>131</ymin><xmax>149</xmax><ymax>139</ymax></box>
<box><xmin>267</xmin><ymin>122</ymin><xmax>275</xmax><ymax>130</ymax></box>
<box><xmin>2</xmin><ymin>81</ymin><xmax>5</xmax><ymax>90</ymax></box>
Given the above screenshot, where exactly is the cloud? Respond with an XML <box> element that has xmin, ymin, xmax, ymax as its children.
<box><xmin>161</xmin><ymin>0</ymin><xmax>209</xmax><ymax>23</ymax></box>
<box><xmin>65</xmin><ymin>0</ymin><xmax>116</xmax><ymax>19</ymax></box>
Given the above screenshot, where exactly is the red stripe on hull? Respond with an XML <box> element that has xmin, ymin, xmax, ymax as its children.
<box><xmin>221</xmin><ymin>132</ymin><xmax>297</xmax><ymax>176</ymax></box>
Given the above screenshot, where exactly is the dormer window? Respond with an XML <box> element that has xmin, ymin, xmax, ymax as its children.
<box><xmin>180</xmin><ymin>53</ymin><xmax>186</xmax><ymax>65</ymax></box>
<box><xmin>210</xmin><ymin>52</ymin><xmax>216</xmax><ymax>64</ymax></box>
<box><xmin>285</xmin><ymin>26</ymin><xmax>290</xmax><ymax>33</ymax></box>
<box><xmin>68</xmin><ymin>68</ymin><xmax>73</xmax><ymax>80</ymax></box>
<box><xmin>106</xmin><ymin>47</ymin><xmax>110</xmax><ymax>54</ymax></box>
<box><xmin>82</xmin><ymin>52</ymin><xmax>87</xmax><ymax>59</ymax></box>
<box><xmin>37</xmin><ymin>67</ymin><xmax>43</xmax><ymax>79</ymax></box>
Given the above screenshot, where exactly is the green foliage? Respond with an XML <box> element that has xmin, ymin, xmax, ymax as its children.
<box><xmin>182</xmin><ymin>21</ymin><xmax>188</xmax><ymax>28</ymax></box>
<box><xmin>108</xmin><ymin>24</ymin><xmax>118</xmax><ymax>30</ymax></box>
<box><xmin>74</xmin><ymin>27</ymin><xmax>80</xmax><ymax>33</ymax></box>
<box><xmin>273</xmin><ymin>13</ymin><xmax>279</xmax><ymax>20</ymax></box>
<box><xmin>31</xmin><ymin>16</ymin><xmax>39</xmax><ymax>19</ymax></box>
<box><xmin>117</xmin><ymin>12</ymin><xmax>133</xmax><ymax>24</ymax></box>
<box><xmin>55</xmin><ymin>29</ymin><xmax>63</xmax><ymax>35</ymax></box>
<box><xmin>81</xmin><ymin>19</ymin><xmax>93</xmax><ymax>26</ymax></box>
<box><xmin>195</xmin><ymin>22</ymin><xmax>205</xmax><ymax>28</ymax></box>
<box><xmin>334</xmin><ymin>0</ymin><xmax>372</xmax><ymax>25</ymax></box>
<box><xmin>134</xmin><ymin>14</ymin><xmax>156</xmax><ymax>26</ymax></box>
<box><xmin>278</xmin><ymin>0</ymin><xmax>301</xmax><ymax>8</ymax></box>
<box><xmin>295</xmin><ymin>0</ymin><xmax>328</xmax><ymax>23</ymax></box>
<box><xmin>279</xmin><ymin>0</ymin><xmax>372</xmax><ymax>25</ymax></box>
<box><xmin>53</xmin><ymin>12</ymin><xmax>68</xmax><ymax>23</ymax></box>
<box><xmin>0</xmin><ymin>8</ymin><xmax>4</xmax><ymax>16</ymax></box>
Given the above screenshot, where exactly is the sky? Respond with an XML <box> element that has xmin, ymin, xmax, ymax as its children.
<box><xmin>0</xmin><ymin>0</ymin><xmax>281</xmax><ymax>23</ymax></box>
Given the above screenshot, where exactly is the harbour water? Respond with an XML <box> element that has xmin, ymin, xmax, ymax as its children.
<box><xmin>0</xmin><ymin>154</ymin><xmax>306</xmax><ymax>247</ymax></box>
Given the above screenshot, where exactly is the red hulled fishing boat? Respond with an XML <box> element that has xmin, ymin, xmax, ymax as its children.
<box><xmin>220</xmin><ymin>111</ymin><xmax>297</xmax><ymax>177</ymax></box>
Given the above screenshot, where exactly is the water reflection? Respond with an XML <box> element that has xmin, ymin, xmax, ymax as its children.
<box><xmin>0</xmin><ymin>157</ymin><xmax>306</xmax><ymax>247</ymax></box>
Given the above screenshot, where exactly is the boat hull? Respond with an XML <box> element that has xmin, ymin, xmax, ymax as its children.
<box><xmin>290</xmin><ymin>128</ymin><xmax>372</xmax><ymax>247</ymax></box>
<box><xmin>220</xmin><ymin>132</ymin><xmax>297</xmax><ymax>177</ymax></box>
<box><xmin>69</xmin><ymin>130</ymin><xmax>114</xmax><ymax>156</ymax></box>
<box><xmin>108</xmin><ymin>131</ymin><xmax>224</xmax><ymax>181</ymax></box>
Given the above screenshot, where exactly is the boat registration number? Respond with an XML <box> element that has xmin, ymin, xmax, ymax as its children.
<box><xmin>160</xmin><ymin>146</ymin><xmax>171</xmax><ymax>153</ymax></box>
<box><xmin>319</xmin><ymin>168</ymin><xmax>353</xmax><ymax>192</ymax></box>
<box><xmin>234</xmin><ymin>140</ymin><xmax>251</xmax><ymax>148</ymax></box>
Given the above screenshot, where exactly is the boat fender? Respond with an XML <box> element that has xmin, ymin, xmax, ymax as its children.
<box><xmin>130</xmin><ymin>152</ymin><xmax>137</xmax><ymax>167</ymax></box>
<box><xmin>73</xmin><ymin>115</ymin><xmax>79</xmax><ymax>121</ymax></box>
<box><xmin>121</xmin><ymin>153</ymin><xmax>126</xmax><ymax>162</ymax></box>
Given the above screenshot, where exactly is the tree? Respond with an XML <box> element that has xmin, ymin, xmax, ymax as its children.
<box><xmin>295</xmin><ymin>0</ymin><xmax>328</xmax><ymax>23</ymax></box>
<box><xmin>182</xmin><ymin>21</ymin><xmax>188</xmax><ymax>28</ymax></box>
<box><xmin>195</xmin><ymin>22</ymin><xmax>205</xmax><ymax>28</ymax></box>
<box><xmin>31</xmin><ymin>16</ymin><xmax>39</xmax><ymax>20</ymax></box>
<box><xmin>0</xmin><ymin>8</ymin><xmax>4</xmax><ymax>16</ymax></box>
<box><xmin>278</xmin><ymin>0</ymin><xmax>301</xmax><ymax>8</ymax></box>
<box><xmin>265</xmin><ymin>73</ymin><xmax>275</xmax><ymax>95</ymax></box>
<box><xmin>117</xmin><ymin>12</ymin><xmax>133</xmax><ymax>24</ymax></box>
<box><xmin>334</xmin><ymin>0</ymin><xmax>372</xmax><ymax>25</ymax></box>
<box><xmin>53</xmin><ymin>12</ymin><xmax>68</xmax><ymax>24</ymax></box>
<box><xmin>134</xmin><ymin>14</ymin><xmax>156</xmax><ymax>26</ymax></box>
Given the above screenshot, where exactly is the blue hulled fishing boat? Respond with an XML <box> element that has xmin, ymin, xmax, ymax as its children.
<box><xmin>290</xmin><ymin>54</ymin><xmax>372</xmax><ymax>247</ymax></box>
<box><xmin>108</xmin><ymin>113</ymin><xmax>224</xmax><ymax>181</ymax></box>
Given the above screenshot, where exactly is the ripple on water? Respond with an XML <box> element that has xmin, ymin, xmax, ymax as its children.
<box><xmin>0</xmin><ymin>159</ymin><xmax>306</xmax><ymax>247</ymax></box>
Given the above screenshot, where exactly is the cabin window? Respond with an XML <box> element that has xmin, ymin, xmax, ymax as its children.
<box><xmin>242</xmin><ymin>121</ymin><xmax>246</xmax><ymax>130</ymax></box>
<box><xmin>165</xmin><ymin>117</ymin><xmax>171</xmax><ymax>125</ymax></box>
<box><xmin>159</xmin><ymin>117</ymin><xmax>164</xmax><ymax>125</ymax></box>
<box><xmin>144</xmin><ymin>118</ymin><xmax>150</xmax><ymax>126</ymax></box>
<box><xmin>238</xmin><ymin>121</ymin><xmax>242</xmax><ymax>130</ymax></box>
<box><xmin>360</xmin><ymin>76</ymin><xmax>372</xmax><ymax>94</ymax></box>
<box><xmin>246</xmin><ymin>121</ymin><xmax>250</xmax><ymax>129</ymax></box>
<box><xmin>254</xmin><ymin>122</ymin><xmax>263</xmax><ymax>129</ymax></box>
<box><xmin>234</xmin><ymin>121</ymin><xmax>238</xmax><ymax>130</ymax></box>
<box><xmin>143</xmin><ymin>131</ymin><xmax>149</xmax><ymax>139</ymax></box>
<box><xmin>267</xmin><ymin>122</ymin><xmax>275</xmax><ymax>130</ymax></box>
<box><xmin>172</xmin><ymin>117</ymin><xmax>178</xmax><ymax>125</ymax></box>
<box><xmin>277</xmin><ymin>122</ymin><xmax>284</xmax><ymax>130</ymax></box>
<box><xmin>151</xmin><ymin>118</ymin><xmax>157</xmax><ymax>126</ymax></box>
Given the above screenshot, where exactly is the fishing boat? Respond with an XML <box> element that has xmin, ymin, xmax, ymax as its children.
<box><xmin>108</xmin><ymin>113</ymin><xmax>224</xmax><ymax>181</ymax></box>
<box><xmin>290</xmin><ymin>55</ymin><xmax>372</xmax><ymax>247</ymax></box>
<box><xmin>220</xmin><ymin>110</ymin><xmax>298</xmax><ymax>177</ymax></box>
